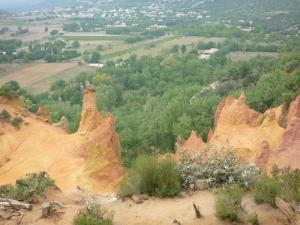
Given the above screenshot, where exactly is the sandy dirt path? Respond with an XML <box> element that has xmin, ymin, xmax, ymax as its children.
<box><xmin>0</xmin><ymin>189</ymin><xmax>295</xmax><ymax>225</ymax></box>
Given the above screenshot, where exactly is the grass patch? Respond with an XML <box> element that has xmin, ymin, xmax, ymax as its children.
<box><xmin>215</xmin><ymin>185</ymin><xmax>244</xmax><ymax>222</ymax></box>
<box><xmin>118</xmin><ymin>154</ymin><xmax>181</xmax><ymax>198</ymax></box>
<box><xmin>74</xmin><ymin>204</ymin><xmax>113</xmax><ymax>225</ymax></box>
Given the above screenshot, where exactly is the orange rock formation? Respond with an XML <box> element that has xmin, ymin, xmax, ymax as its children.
<box><xmin>176</xmin><ymin>130</ymin><xmax>205</xmax><ymax>156</ymax></box>
<box><xmin>269</xmin><ymin>96</ymin><xmax>300</xmax><ymax>170</ymax></box>
<box><xmin>176</xmin><ymin>93</ymin><xmax>300</xmax><ymax>170</ymax></box>
<box><xmin>0</xmin><ymin>85</ymin><xmax>124</xmax><ymax>192</ymax></box>
<box><xmin>36</xmin><ymin>106</ymin><xmax>52</xmax><ymax>124</ymax></box>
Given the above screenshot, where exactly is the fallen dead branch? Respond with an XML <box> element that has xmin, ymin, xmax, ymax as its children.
<box><xmin>41</xmin><ymin>201</ymin><xmax>66</xmax><ymax>218</ymax></box>
<box><xmin>0</xmin><ymin>198</ymin><xmax>32</xmax><ymax>210</ymax></box>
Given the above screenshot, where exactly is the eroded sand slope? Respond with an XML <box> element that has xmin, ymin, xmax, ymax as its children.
<box><xmin>0</xmin><ymin>86</ymin><xmax>124</xmax><ymax>192</ymax></box>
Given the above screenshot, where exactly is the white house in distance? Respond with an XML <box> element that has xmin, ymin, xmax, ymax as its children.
<box><xmin>88</xmin><ymin>63</ymin><xmax>104</xmax><ymax>68</ymax></box>
<box><xmin>199</xmin><ymin>48</ymin><xmax>219</xmax><ymax>60</ymax></box>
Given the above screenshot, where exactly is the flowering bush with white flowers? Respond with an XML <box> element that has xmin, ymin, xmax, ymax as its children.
<box><xmin>176</xmin><ymin>149</ymin><xmax>204</xmax><ymax>189</ymax></box>
<box><xmin>176</xmin><ymin>147</ymin><xmax>260</xmax><ymax>189</ymax></box>
<box><xmin>202</xmin><ymin>151</ymin><xmax>259</xmax><ymax>188</ymax></box>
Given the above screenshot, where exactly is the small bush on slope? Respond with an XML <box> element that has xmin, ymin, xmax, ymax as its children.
<box><xmin>118</xmin><ymin>154</ymin><xmax>181</xmax><ymax>198</ymax></box>
<box><xmin>74</xmin><ymin>204</ymin><xmax>113</xmax><ymax>225</ymax></box>
<box><xmin>251</xmin><ymin>173</ymin><xmax>280</xmax><ymax>206</ymax></box>
<box><xmin>0</xmin><ymin>172</ymin><xmax>55</xmax><ymax>202</ymax></box>
<box><xmin>11</xmin><ymin>116</ymin><xmax>23</xmax><ymax>128</ymax></box>
<box><xmin>0</xmin><ymin>109</ymin><xmax>11</xmax><ymax>122</ymax></box>
<box><xmin>215</xmin><ymin>185</ymin><xmax>244</xmax><ymax>221</ymax></box>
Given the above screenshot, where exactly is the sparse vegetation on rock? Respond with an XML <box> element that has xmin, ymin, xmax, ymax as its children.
<box><xmin>0</xmin><ymin>172</ymin><xmax>55</xmax><ymax>202</ymax></box>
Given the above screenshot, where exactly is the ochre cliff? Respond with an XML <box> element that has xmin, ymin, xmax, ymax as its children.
<box><xmin>0</xmin><ymin>85</ymin><xmax>124</xmax><ymax>192</ymax></box>
<box><xmin>268</xmin><ymin>96</ymin><xmax>300</xmax><ymax>170</ymax></box>
<box><xmin>176</xmin><ymin>94</ymin><xmax>300</xmax><ymax>170</ymax></box>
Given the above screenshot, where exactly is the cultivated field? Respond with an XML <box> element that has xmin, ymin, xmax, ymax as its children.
<box><xmin>102</xmin><ymin>35</ymin><xmax>226</xmax><ymax>60</ymax></box>
<box><xmin>0</xmin><ymin>24</ymin><xmax>60</xmax><ymax>43</ymax></box>
<box><xmin>131</xmin><ymin>36</ymin><xmax>225</xmax><ymax>57</ymax></box>
<box><xmin>227</xmin><ymin>51</ymin><xmax>278</xmax><ymax>61</ymax></box>
<box><xmin>0</xmin><ymin>63</ymin><xmax>95</xmax><ymax>93</ymax></box>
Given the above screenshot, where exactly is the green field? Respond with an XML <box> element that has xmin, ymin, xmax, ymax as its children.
<box><xmin>102</xmin><ymin>35</ymin><xmax>180</xmax><ymax>60</ymax></box>
<box><xmin>62</xmin><ymin>35</ymin><xmax>130</xmax><ymax>41</ymax></box>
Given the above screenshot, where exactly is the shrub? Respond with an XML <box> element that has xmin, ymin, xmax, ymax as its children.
<box><xmin>251</xmin><ymin>174</ymin><xmax>280</xmax><ymax>206</ymax></box>
<box><xmin>74</xmin><ymin>204</ymin><xmax>113</xmax><ymax>225</ymax></box>
<box><xmin>0</xmin><ymin>184</ymin><xmax>16</xmax><ymax>198</ymax></box>
<box><xmin>0</xmin><ymin>172</ymin><xmax>55</xmax><ymax>202</ymax></box>
<box><xmin>176</xmin><ymin>150</ymin><xmax>204</xmax><ymax>189</ymax></box>
<box><xmin>11</xmin><ymin>116</ymin><xmax>23</xmax><ymax>128</ymax></box>
<box><xmin>19</xmin><ymin>95</ymin><xmax>32</xmax><ymax>109</ymax></box>
<box><xmin>248</xmin><ymin>213</ymin><xmax>260</xmax><ymax>225</ymax></box>
<box><xmin>176</xmin><ymin>150</ymin><xmax>259</xmax><ymax>190</ymax></box>
<box><xmin>15</xmin><ymin>172</ymin><xmax>54</xmax><ymax>201</ymax></box>
<box><xmin>215</xmin><ymin>185</ymin><xmax>244</xmax><ymax>221</ymax></box>
<box><xmin>204</xmin><ymin>151</ymin><xmax>259</xmax><ymax>188</ymax></box>
<box><xmin>0</xmin><ymin>81</ymin><xmax>20</xmax><ymax>97</ymax></box>
<box><xmin>118</xmin><ymin>155</ymin><xmax>181</xmax><ymax>198</ymax></box>
<box><xmin>278</xmin><ymin>169</ymin><xmax>300</xmax><ymax>203</ymax></box>
<box><xmin>155</xmin><ymin>158</ymin><xmax>181</xmax><ymax>197</ymax></box>
<box><xmin>0</xmin><ymin>109</ymin><xmax>11</xmax><ymax>122</ymax></box>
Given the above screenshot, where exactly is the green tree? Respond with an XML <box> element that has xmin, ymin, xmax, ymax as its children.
<box><xmin>90</xmin><ymin>52</ymin><xmax>101</xmax><ymax>63</ymax></box>
<box><xmin>0</xmin><ymin>81</ymin><xmax>21</xmax><ymax>97</ymax></box>
<box><xmin>50</xmin><ymin>29</ymin><xmax>59</xmax><ymax>36</ymax></box>
<box><xmin>173</xmin><ymin>113</ymin><xmax>193</xmax><ymax>139</ymax></box>
<box><xmin>171</xmin><ymin>45</ymin><xmax>179</xmax><ymax>54</ymax></box>
<box><xmin>71</xmin><ymin>41</ymin><xmax>80</xmax><ymax>49</ymax></box>
<box><xmin>181</xmin><ymin>44</ymin><xmax>187</xmax><ymax>54</ymax></box>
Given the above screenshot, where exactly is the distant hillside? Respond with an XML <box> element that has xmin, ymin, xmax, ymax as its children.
<box><xmin>200</xmin><ymin>0</ymin><xmax>300</xmax><ymax>16</ymax></box>
<box><xmin>1</xmin><ymin>0</ymin><xmax>299</xmax><ymax>14</ymax></box>
<box><xmin>0</xmin><ymin>0</ymin><xmax>77</xmax><ymax>12</ymax></box>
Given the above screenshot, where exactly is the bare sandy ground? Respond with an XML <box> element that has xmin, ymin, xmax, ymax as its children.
<box><xmin>1</xmin><ymin>188</ymin><xmax>293</xmax><ymax>225</ymax></box>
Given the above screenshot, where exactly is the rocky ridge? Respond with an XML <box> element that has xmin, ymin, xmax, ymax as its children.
<box><xmin>176</xmin><ymin>94</ymin><xmax>300</xmax><ymax>170</ymax></box>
